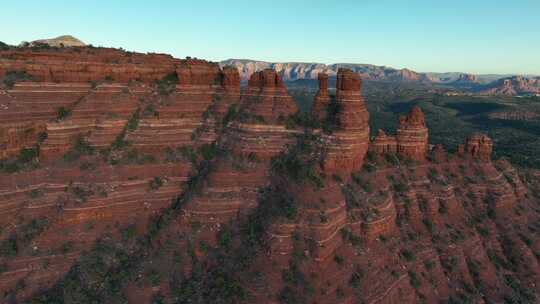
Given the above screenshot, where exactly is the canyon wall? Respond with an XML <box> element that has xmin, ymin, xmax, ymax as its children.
<box><xmin>0</xmin><ymin>47</ymin><xmax>538</xmax><ymax>304</ymax></box>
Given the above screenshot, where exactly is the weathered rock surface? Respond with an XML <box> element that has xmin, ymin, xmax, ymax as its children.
<box><xmin>371</xmin><ymin>106</ymin><xmax>429</xmax><ymax>162</ymax></box>
<box><xmin>464</xmin><ymin>133</ymin><xmax>493</xmax><ymax>161</ymax></box>
<box><xmin>312</xmin><ymin>72</ymin><xmax>330</xmax><ymax>121</ymax></box>
<box><xmin>322</xmin><ymin>68</ymin><xmax>370</xmax><ymax>173</ymax></box>
<box><xmin>480</xmin><ymin>75</ymin><xmax>540</xmax><ymax>96</ymax></box>
<box><xmin>0</xmin><ymin>46</ymin><xmax>539</xmax><ymax>304</ymax></box>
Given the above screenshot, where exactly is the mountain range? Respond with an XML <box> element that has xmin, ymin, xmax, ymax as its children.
<box><xmin>220</xmin><ymin>59</ymin><xmax>540</xmax><ymax>96</ymax></box>
<box><xmin>2</xmin><ymin>35</ymin><xmax>539</xmax><ymax>96</ymax></box>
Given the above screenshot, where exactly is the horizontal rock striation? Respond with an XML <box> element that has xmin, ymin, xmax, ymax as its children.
<box><xmin>0</xmin><ymin>46</ymin><xmax>539</xmax><ymax>304</ymax></box>
<box><xmin>371</xmin><ymin>106</ymin><xmax>429</xmax><ymax>162</ymax></box>
<box><xmin>311</xmin><ymin>72</ymin><xmax>330</xmax><ymax>121</ymax></box>
<box><xmin>0</xmin><ymin>48</ymin><xmax>179</xmax><ymax>83</ymax></box>
<box><xmin>322</xmin><ymin>68</ymin><xmax>370</xmax><ymax>174</ymax></box>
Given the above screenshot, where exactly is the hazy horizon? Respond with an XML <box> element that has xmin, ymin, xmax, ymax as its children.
<box><xmin>2</xmin><ymin>0</ymin><xmax>539</xmax><ymax>75</ymax></box>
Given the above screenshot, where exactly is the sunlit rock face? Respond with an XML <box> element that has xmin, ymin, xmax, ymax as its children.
<box><xmin>465</xmin><ymin>133</ymin><xmax>493</xmax><ymax>161</ymax></box>
<box><xmin>322</xmin><ymin>68</ymin><xmax>370</xmax><ymax>174</ymax></box>
<box><xmin>312</xmin><ymin>72</ymin><xmax>330</xmax><ymax>121</ymax></box>
<box><xmin>1</xmin><ymin>46</ymin><xmax>540</xmax><ymax>304</ymax></box>
<box><xmin>396</xmin><ymin>106</ymin><xmax>429</xmax><ymax>161</ymax></box>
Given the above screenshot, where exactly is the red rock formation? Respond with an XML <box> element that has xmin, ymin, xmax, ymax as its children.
<box><xmin>0</xmin><ymin>48</ymin><xmax>179</xmax><ymax>83</ymax></box>
<box><xmin>323</xmin><ymin>68</ymin><xmax>370</xmax><ymax>173</ymax></box>
<box><xmin>176</xmin><ymin>59</ymin><xmax>221</xmax><ymax>86</ymax></box>
<box><xmin>312</xmin><ymin>72</ymin><xmax>330</xmax><ymax>121</ymax></box>
<box><xmin>369</xmin><ymin>106</ymin><xmax>428</xmax><ymax>162</ymax></box>
<box><xmin>371</xmin><ymin>129</ymin><xmax>397</xmax><ymax>155</ymax></box>
<box><xmin>396</xmin><ymin>106</ymin><xmax>429</xmax><ymax>161</ymax></box>
<box><xmin>1</xmin><ymin>46</ymin><xmax>539</xmax><ymax>304</ymax></box>
<box><xmin>0</xmin><ymin>123</ymin><xmax>45</xmax><ymax>159</ymax></box>
<box><xmin>241</xmin><ymin>69</ymin><xmax>297</xmax><ymax>123</ymax></box>
<box><xmin>465</xmin><ymin>133</ymin><xmax>493</xmax><ymax>161</ymax></box>
<box><xmin>220</xmin><ymin>65</ymin><xmax>241</xmax><ymax>90</ymax></box>
<box><xmin>430</xmin><ymin>144</ymin><xmax>447</xmax><ymax>162</ymax></box>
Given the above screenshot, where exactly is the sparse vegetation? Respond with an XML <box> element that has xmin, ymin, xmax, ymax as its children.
<box><xmin>149</xmin><ymin>177</ymin><xmax>164</xmax><ymax>191</ymax></box>
<box><xmin>0</xmin><ymin>144</ymin><xmax>41</xmax><ymax>173</ymax></box>
<box><xmin>63</xmin><ymin>136</ymin><xmax>95</xmax><ymax>162</ymax></box>
<box><xmin>55</xmin><ymin>106</ymin><xmax>70</xmax><ymax>120</ymax></box>
<box><xmin>155</xmin><ymin>72</ymin><xmax>178</xmax><ymax>95</ymax></box>
<box><xmin>2</xmin><ymin>70</ymin><xmax>33</xmax><ymax>89</ymax></box>
<box><xmin>271</xmin><ymin>132</ymin><xmax>324</xmax><ymax>188</ymax></box>
<box><xmin>408</xmin><ymin>271</ymin><xmax>421</xmax><ymax>289</ymax></box>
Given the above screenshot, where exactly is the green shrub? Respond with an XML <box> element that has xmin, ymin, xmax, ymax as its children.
<box><xmin>155</xmin><ymin>72</ymin><xmax>178</xmax><ymax>95</ymax></box>
<box><xmin>349</xmin><ymin>270</ymin><xmax>363</xmax><ymax>288</ymax></box>
<box><xmin>142</xmin><ymin>104</ymin><xmax>158</xmax><ymax>117</ymax></box>
<box><xmin>284</xmin><ymin>112</ymin><xmax>320</xmax><ymax>130</ymax></box>
<box><xmin>322</xmin><ymin>99</ymin><xmax>342</xmax><ymax>133</ymax></box>
<box><xmin>121</xmin><ymin>224</ymin><xmax>137</xmax><ymax>241</ymax></box>
<box><xmin>199</xmin><ymin>143</ymin><xmax>217</xmax><ymax>161</ymax></box>
<box><xmin>61</xmin><ymin>241</ymin><xmax>74</xmax><ymax>253</ymax></box>
<box><xmin>56</xmin><ymin>106</ymin><xmax>70</xmax><ymax>120</ymax></box>
<box><xmin>64</xmin><ymin>136</ymin><xmax>95</xmax><ymax>162</ymax></box>
<box><xmin>3</xmin><ymin>70</ymin><xmax>33</xmax><ymax>89</ymax></box>
<box><xmin>69</xmin><ymin>185</ymin><xmax>94</xmax><ymax>203</ymax></box>
<box><xmin>401</xmin><ymin>249</ymin><xmax>416</xmax><ymax>261</ymax></box>
<box><xmin>28</xmin><ymin>188</ymin><xmax>44</xmax><ymax>199</ymax></box>
<box><xmin>149</xmin><ymin>177</ymin><xmax>163</xmax><ymax>191</ymax></box>
<box><xmin>222</xmin><ymin>104</ymin><xmax>238</xmax><ymax>128</ymax></box>
<box><xmin>0</xmin><ymin>144</ymin><xmax>40</xmax><ymax>173</ymax></box>
<box><xmin>334</xmin><ymin>255</ymin><xmax>344</xmax><ymax>266</ymax></box>
<box><xmin>0</xmin><ymin>41</ymin><xmax>9</xmax><ymax>50</ymax></box>
<box><xmin>271</xmin><ymin>133</ymin><xmax>323</xmax><ymax>188</ymax></box>
<box><xmin>408</xmin><ymin>271</ymin><xmax>421</xmax><ymax>289</ymax></box>
<box><xmin>0</xmin><ymin>236</ymin><xmax>18</xmax><ymax>257</ymax></box>
<box><xmin>393</xmin><ymin>181</ymin><xmax>409</xmax><ymax>192</ymax></box>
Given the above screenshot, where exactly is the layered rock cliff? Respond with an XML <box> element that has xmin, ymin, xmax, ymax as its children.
<box><xmin>479</xmin><ymin>75</ymin><xmax>540</xmax><ymax>96</ymax></box>
<box><xmin>0</xmin><ymin>46</ymin><xmax>539</xmax><ymax>304</ymax></box>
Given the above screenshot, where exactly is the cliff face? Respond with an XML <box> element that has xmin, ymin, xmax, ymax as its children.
<box><xmin>0</xmin><ymin>47</ymin><xmax>539</xmax><ymax>304</ymax></box>
<box><xmin>321</xmin><ymin>68</ymin><xmax>370</xmax><ymax>173</ymax></box>
<box><xmin>371</xmin><ymin>105</ymin><xmax>429</xmax><ymax>162</ymax></box>
<box><xmin>221</xmin><ymin>59</ymin><xmax>427</xmax><ymax>83</ymax></box>
<box><xmin>480</xmin><ymin>75</ymin><xmax>540</xmax><ymax>96</ymax></box>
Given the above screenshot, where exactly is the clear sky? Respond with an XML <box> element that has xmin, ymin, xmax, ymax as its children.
<box><xmin>1</xmin><ymin>0</ymin><xmax>539</xmax><ymax>74</ymax></box>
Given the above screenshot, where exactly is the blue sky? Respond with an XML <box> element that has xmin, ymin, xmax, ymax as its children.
<box><xmin>1</xmin><ymin>0</ymin><xmax>538</xmax><ymax>74</ymax></box>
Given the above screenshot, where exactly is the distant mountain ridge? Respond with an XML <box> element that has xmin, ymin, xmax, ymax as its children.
<box><xmin>220</xmin><ymin>59</ymin><xmax>510</xmax><ymax>85</ymax></box>
<box><xmin>221</xmin><ymin>59</ymin><xmax>540</xmax><ymax>96</ymax></box>
<box><xmin>479</xmin><ymin>75</ymin><xmax>540</xmax><ymax>96</ymax></box>
<box><xmin>20</xmin><ymin>35</ymin><xmax>86</xmax><ymax>48</ymax></box>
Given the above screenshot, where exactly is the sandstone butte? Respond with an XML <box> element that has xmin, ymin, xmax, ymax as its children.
<box><xmin>0</xmin><ymin>46</ymin><xmax>539</xmax><ymax>304</ymax></box>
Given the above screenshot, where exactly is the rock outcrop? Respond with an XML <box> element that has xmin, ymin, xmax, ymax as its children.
<box><xmin>0</xmin><ymin>47</ymin><xmax>179</xmax><ymax>83</ymax></box>
<box><xmin>464</xmin><ymin>133</ymin><xmax>493</xmax><ymax>161</ymax></box>
<box><xmin>452</xmin><ymin>73</ymin><xmax>479</xmax><ymax>85</ymax></box>
<box><xmin>371</xmin><ymin>106</ymin><xmax>429</xmax><ymax>162</ymax></box>
<box><xmin>322</xmin><ymin>68</ymin><xmax>370</xmax><ymax>173</ymax></box>
<box><xmin>240</xmin><ymin>69</ymin><xmax>297</xmax><ymax>123</ymax></box>
<box><xmin>371</xmin><ymin>129</ymin><xmax>397</xmax><ymax>155</ymax></box>
<box><xmin>312</xmin><ymin>72</ymin><xmax>330</xmax><ymax>121</ymax></box>
<box><xmin>24</xmin><ymin>35</ymin><xmax>86</xmax><ymax>48</ymax></box>
<box><xmin>480</xmin><ymin>75</ymin><xmax>540</xmax><ymax>96</ymax></box>
<box><xmin>0</xmin><ymin>46</ymin><xmax>539</xmax><ymax>304</ymax></box>
<box><xmin>396</xmin><ymin>106</ymin><xmax>429</xmax><ymax>161</ymax></box>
